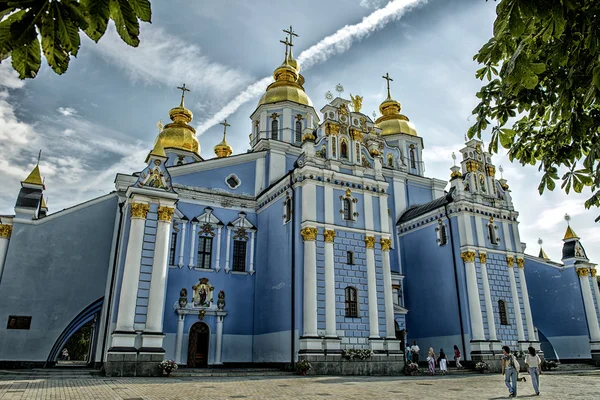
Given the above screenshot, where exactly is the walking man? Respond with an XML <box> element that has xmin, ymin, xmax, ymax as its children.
<box><xmin>502</xmin><ymin>345</ymin><xmax>518</xmax><ymax>397</ymax></box>
<box><xmin>411</xmin><ymin>341</ymin><xmax>420</xmax><ymax>364</ymax></box>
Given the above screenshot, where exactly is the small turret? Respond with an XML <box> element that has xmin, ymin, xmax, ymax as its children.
<box><xmin>15</xmin><ymin>151</ymin><xmax>46</xmax><ymax>219</ymax></box>
<box><xmin>561</xmin><ymin>214</ymin><xmax>588</xmax><ymax>263</ymax></box>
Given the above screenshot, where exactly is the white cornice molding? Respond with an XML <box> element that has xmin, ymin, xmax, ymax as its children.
<box><xmin>175</xmin><ymin>184</ymin><xmax>256</xmax><ymax>211</ymax></box>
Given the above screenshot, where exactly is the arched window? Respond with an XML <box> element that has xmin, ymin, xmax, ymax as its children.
<box><xmin>346</xmin><ymin>251</ymin><xmax>354</xmax><ymax>265</ymax></box>
<box><xmin>499</xmin><ymin>299</ymin><xmax>509</xmax><ymax>325</ymax></box>
<box><xmin>488</xmin><ymin>219</ymin><xmax>499</xmax><ymax>245</ymax></box>
<box><xmin>271</xmin><ymin>119</ymin><xmax>279</xmax><ymax>140</ymax></box>
<box><xmin>345</xmin><ymin>287</ymin><xmax>358</xmax><ymax>317</ymax></box>
<box><xmin>342</xmin><ymin>198</ymin><xmax>352</xmax><ymax>220</ymax></box>
<box><xmin>409</xmin><ymin>145</ymin><xmax>416</xmax><ymax>168</ymax></box>
<box><xmin>340</xmin><ymin>140</ymin><xmax>348</xmax><ymax>159</ymax></box>
<box><xmin>295</xmin><ymin>120</ymin><xmax>302</xmax><ymax>142</ymax></box>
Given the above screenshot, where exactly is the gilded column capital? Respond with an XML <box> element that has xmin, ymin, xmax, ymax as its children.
<box><xmin>576</xmin><ymin>267</ymin><xmax>590</xmax><ymax>277</ymax></box>
<box><xmin>380</xmin><ymin>238</ymin><xmax>392</xmax><ymax>251</ymax></box>
<box><xmin>478</xmin><ymin>252</ymin><xmax>487</xmax><ymax>264</ymax></box>
<box><xmin>460</xmin><ymin>251</ymin><xmax>476</xmax><ymax>263</ymax></box>
<box><xmin>364</xmin><ymin>236</ymin><xmax>376</xmax><ymax>249</ymax></box>
<box><xmin>157</xmin><ymin>206</ymin><xmax>175</xmax><ymax>222</ymax></box>
<box><xmin>130</xmin><ymin>203</ymin><xmax>150</xmax><ymax>219</ymax></box>
<box><xmin>516</xmin><ymin>258</ymin><xmax>525</xmax><ymax>269</ymax></box>
<box><xmin>0</xmin><ymin>224</ymin><xmax>12</xmax><ymax>238</ymax></box>
<box><xmin>506</xmin><ymin>256</ymin><xmax>515</xmax><ymax>268</ymax></box>
<box><xmin>591</xmin><ymin>269</ymin><xmax>597</xmax><ymax>277</ymax></box>
<box><xmin>300</xmin><ymin>227</ymin><xmax>318</xmax><ymax>241</ymax></box>
<box><xmin>323</xmin><ymin>229</ymin><xmax>336</xmax><ymax>243</ymax></box>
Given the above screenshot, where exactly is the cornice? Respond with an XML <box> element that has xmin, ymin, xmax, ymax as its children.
<box><xmin>168</xmin><ymin>151</ymin><xmax>266</xmax><ymax>177</ymax></box>
<box><xmin>175</xmin><ymin>184</ymin><xmax>256</xmax><ymax>211</ymax></box>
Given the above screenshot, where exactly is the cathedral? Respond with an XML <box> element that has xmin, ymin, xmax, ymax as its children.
<box><xmin>0</xmin><ymin>28</ymin><xmax>599</xmax><ymax>376</ymax></box>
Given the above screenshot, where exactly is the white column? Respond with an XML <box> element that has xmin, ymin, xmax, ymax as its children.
<box><xmin>301</xmin><ymin>227</ymin><xmax>318</xmax><ymax>337</ymax></box>
<box><xmin>379</xmin><ymin>195</ymin><xmax>389</xmax><ymax>234</ymax></box>
<box><xmin>324</xmin><ymin>229</ymin><xmax>337</xmax><ymax>337</ymax></box>
<box><xmin>188</xmin><ymin>222</ymin><xmax>197</xmax><ymax>269</ymax></box>
<box><xmin>517</xmin><ymin>258</ymin><xmax>536</xmax><ymax>341</ymax></box>
<box><xmin>478</xmin><ymin>253</ymin><xmax>498</xmax><ymax>341</ymax></box>
<box><xmin>215</xmin><ymin>225</ymin><xmax>222</xmax><ymax>272</ymax></box>
<box><xmin>577</xmin><ymin>267</ymin><xmax>600</xmax><ymax>341</ymax></box>
<box><xmin>592</xmin><ymin>270</ymin><xmax>600</xmax><ymax>322</ymax></box>
<box><xmin>507</xmin><ymin>257</ymin><xmax>526</xmax><ymax>341</ymax></box>
<box><xmin>0</xmin><ymin>224</ymin><xmax>12</xmax><ymax>283</ymax></box>
<box><xmin>215</xmin><ymin>315</ymin><xmax>224</xmax><ymax>364</ymax></box>
<box><xmin>225</xmin><ymin>227</ymin><xmax>232</xmax><ymax>273</ymax></box>
<box><xmin>145</xmin><ymin>206</ymin><xmax>174</xmax><ymax>334</ymax></box>
<box><xmin>175</xmin><ymin>313</ymin><xmax>185</xmax><ymax>364</ymax></box>
<box><xmin>381</xmin><ymin>239</ymin><xmax>396</xmax><ymax>339</ymax></box>
<box><xmin>115</xmin><ymin>202</ymin><xmax>148</xmax><ymax>333</ymax></box>
<box><xmin>461</xmin><ymin>251</ymin><xmax>486</xmax><ymax>341</ymax></box>
<box><xmin>365</xmin><ymin>236</ymin><xmax>380</xmax><ymax>338</ymax></box>
<box><xmin>178</xmin><ymin>221</ymin><xmax>186</xmax><ymax>268</ymax></box>
<box><xmin>249</xmin><ymin>231</ymin><xmax>256</xmax><ymax>275</ymax></box>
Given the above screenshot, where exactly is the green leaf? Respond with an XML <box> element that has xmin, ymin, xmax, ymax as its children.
<box><xmin>109</xmin><ymin>0</ymin><xmax>140</xmax><ymax>47</ymax></box>
<box><xmin>11</xmin><ymin>33</ymin><xmax>41</xmax><ymax>79</ymax></box>
<box><xmin>499</xmin><ymin>128</ymin><xmax>515</xmax><ymax>148</ymax></box>
<box><xmin>507</xmin><ymin>3</ymin><xmax>526</xmax><ymax>38</ymax></box>
<box><xmin>129</xmin><ymin>0</ymin><xmax>152</xmax><ymax>23</ymax></box>
<box><xmin>55</xmin><ymin>3</ymin><xmax>81</xmax><ymax>57</ymax></box>
<box><xmin>40</xmin><ymin>4</ymin><xmax>70</xmax><ymax>74</ymax></box>
<box><xmin>81</xmin><ymin>0</ymin><xmax>110</xmax><ymax>42</ymax></box>
<box><xmin>0</xmin><ymin>9</ymin><xmax>27</xmax><ymax>60</ymax></box>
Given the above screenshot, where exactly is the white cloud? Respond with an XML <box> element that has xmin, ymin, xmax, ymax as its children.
<box><xmin>0</xmin><ymin>63</ymin><xmax>25</xmax><ymax>89</ymax></box>
<box><xmin>360</xmin><ymin>0</ymin><xmax>388</xmax><ymax>9</ymax></box>
<box><xmin>57</xmin><ymin>107</ymin><xmax>77</xmax><ymax>116</ymax></box>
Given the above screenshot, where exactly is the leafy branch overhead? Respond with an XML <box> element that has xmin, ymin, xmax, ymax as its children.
<box><xmin>470</xmin><ymin>0</ymin><xmax>600</xmax><ymax>218</ymax></box>
<box><xmin>0</xmin><ymin>0</ymin><xmax>152</xmax><ymax>79</ymax></box>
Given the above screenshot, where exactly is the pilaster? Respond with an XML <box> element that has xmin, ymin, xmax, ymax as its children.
<box><xmin>323</xmin><ymin>229</ymin><xmax>340</xmax><ymax>350</ymax></box>
<box><xmin>0</xmin><ymin>223</ymin><xmax>13</xmax><ymax>283</ymax></box>
<box><xmin>365</xmin><ymin>236</ymin><xmax>380</xmax><ymax>341</ymax></box>
<box><xmin>478</xmin><ymin>252</ymin><xmax>499</xmax><ymax>343</ymax></box>
<box><xmin>300</xmin><ymin>226</ymin><xmax>321</xmax><ymax>351</ymax></box>
<box><xmin>577</xmin><ymin>267</ymin><xmax>600</xmax><ymax>342</ymax></box>
<box><xmin>506</xmin><ymin>256</ymin><xmax>526</xmax><ymax>342</ymax></box>
<box><xmin>461</xmin><ymin>250</ymin><xmax>486</xmax><ymax>342</ymax></box>
<box><xmin>517</xmin><ymin>258</ymin><xmax>536</xmax><ymax>341</ymax></box>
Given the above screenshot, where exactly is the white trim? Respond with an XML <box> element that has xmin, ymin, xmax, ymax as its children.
<box><xmin>249</xmin><ymin>231</ymin><xmax>255</xmax><ymax>275</ymax></box>
<box><xmin>225</xmin><ymin>173</ymin><xmax>241</xmax><ymax>190</ymax></box>
<box><xmin>215</xmin><ymin>225</ymin><xmax>222</xmax><ymax>272</ymax></box>
<box><xmin>363</xmin><ymin>192</ymin><xmax>373</xmax><ymax>230</ymax></box>
<box><xmin>188</xmin><ymin>222</ymin><xmax>197</xmax><ymax>269</ymax></box>
<box><xmin>225</xmin><ymin>227</ymin><xmax>231</xmax><ymax>273</ymax></box>
<box><xmin>178</xmin><ymin>221</ymin><xmax>186</xmax><ymax>268</ymax></box>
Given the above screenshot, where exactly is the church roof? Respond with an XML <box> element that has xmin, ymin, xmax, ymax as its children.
<box><xmin>563</xmin><ymin>225</ymin><xmax>579</xmax><ymax>241</ymax></box>
<box><xmin>397</xmin><ymin>187</ymin><xmax>455</xmax><ymax>224</ymax></box>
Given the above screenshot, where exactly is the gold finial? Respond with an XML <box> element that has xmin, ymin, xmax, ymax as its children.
<box><xmin>279</xmin><ymin>37</ymin><xmax>293</xmax><ymax>63</ymax></box>
<box><xmin>382</xmin><ymin>72</ymin><xmax>393</xmax><ymax>100</ymax></box>
<box><xmin>176</xmin><ymin>83</ymin><xmax>190</xmax><ymax>107</ymax></box>
<box><xmin>350</xmin><ymin>94</ymin><xmax>363</xmax><ymax>113</ymax></box>
<box><xmin>214</xmin><ymin>119</ymin><xmax>233</xmax><ymax>158</ymax></box>
<box><xmin>23</xmin><ymin>149</ymin><xmax>44</xmax><ymax>187</ymax></box>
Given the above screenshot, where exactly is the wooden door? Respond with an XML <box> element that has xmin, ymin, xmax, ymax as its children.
<box><xmin>187</xmin><ymin>322</ymin><xmax>210</xmax><ymax>368</ymax></box>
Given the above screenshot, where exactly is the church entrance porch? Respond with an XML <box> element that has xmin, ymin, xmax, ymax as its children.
<box><xmin>188</xmin><ymin>322</ymin><xmax>209</xmax><ymax>368</ymax></box>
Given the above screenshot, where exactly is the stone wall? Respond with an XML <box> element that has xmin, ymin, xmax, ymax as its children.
<box><xmin>300</xmin><ymin>353</ymin><xmax>404</xmax><ymax>375</ymax></box>
<box><xmin>104</xmin><ymin>352</ymin><xmax>164</xmax><ymax>377</ymax></box>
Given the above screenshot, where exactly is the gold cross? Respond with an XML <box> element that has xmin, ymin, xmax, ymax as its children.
<box><xmin>382</xmin><ymin>73</ymin><xmax>393</xmax><ymax>99</ymax></box>
<box><xmin>220</xmin><ymin>119</ymin><xmax>231</xmax><ymax>135</ymax></box>
<box><xmin>176</xmin><ymin>83</ymin><xmax>191</xmax><ymax>107</ymax></box>
<box><xmin>280</xmin><ymin>37</ymin><xmax>293</xmax><ymax>59</ymax></box>
<box><xmin>283</xmin><ymin>25</ymin><xmax>298</xmax><ymax>45</ymax></box>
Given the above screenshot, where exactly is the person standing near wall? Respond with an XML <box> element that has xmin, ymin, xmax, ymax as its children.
<box><xmin>438</xmin><ymin>349</ymin><xmax>448</xmax><ymax>375</ymax></box>
<box><xmin>526</xmin><ymin>346</ymin><xmax>542</xmax><ymax>396</ymax></box>
<box><xmin>411</xmin><ymin>341</ymin><xmax>420</xmax><ymax>364</ymax></box>
<box><xmin>427</xmin><ymin>347</ymin><xmax>436</xmax><ymax>375</ymax></box>
<box><xmin>502</xmin><ymin>345</ymin><xmax>518</xmax><ymax>397</ymax></box>
<box><xmin>453</xmin><ymin>344</ymin><xmax>463</xmax><ymax>369</ymax></box>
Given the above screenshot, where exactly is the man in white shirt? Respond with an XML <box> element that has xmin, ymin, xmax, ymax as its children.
<box><xmin>411</xmin><ymin>341</ymin><xmax>420</xmax><ymax>364</ymax></box>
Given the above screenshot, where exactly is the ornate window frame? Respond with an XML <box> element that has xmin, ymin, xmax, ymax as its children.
<box><xmin>170</xmin><ymin>209</ymin><xmax>188</xmax><ymax>269</ymax></box>
<box><xmin>283</xmin><ymin>192</ymin><xmax>292</xmax><ymax>225</ymax></box>
<box><xmin>225</xmin><ymin>173</ymin><xmax>241</xmax><ymax>190</ymax></box>
<box><xmin>339</xmin><ymin>189</ymin><xmax>358</xmax><ymax>222</ymax></box>
<box><xmin>487</xmin><ymin>217</ymin><xmax>500</xmax><ymax>245</ymax></box>
<box><xmin>189</xmin><ymin>207</ymin><xmax>224</xmax><ymax>271</ymax></box>
<box><xmin>225</xmin><ymin>212</ymin><xmax>257</xmax><ymax>275</ymax></box>
<box><xmin>435</xmin><ymin>219</ymin><xmax>448</xmax><ymax>246</ymax></box>
<box><xmin>271</xmin><ymin>113</ymin><xmax>279</xmax><ymax>140</ymax></box>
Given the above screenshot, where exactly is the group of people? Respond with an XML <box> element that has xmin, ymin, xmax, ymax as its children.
<box><xmin>406</xmin><ymin>341</ymin><xmax>463</xmax><ymax>375</ymax></box>
<box><xmin>406</xmin><ymin>341</ymin><xmax>542</xmax><ymax>396</ymax></box>
<box><xmin>502</xmin><ymin>345</ymin><xmax>542</xmax><ymax>397</ymax></box>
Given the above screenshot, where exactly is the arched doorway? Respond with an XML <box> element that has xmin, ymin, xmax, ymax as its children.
<box><xmin>187</xmin><ymin>322</ymin><xmax>210</xmax><ymax>368</ymax></box>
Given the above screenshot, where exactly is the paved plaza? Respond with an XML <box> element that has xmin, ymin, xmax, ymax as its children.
<box><xmin>0</xmin><ymin>370</ymin><xmax>599</xmax><ymax>400</ymax></box>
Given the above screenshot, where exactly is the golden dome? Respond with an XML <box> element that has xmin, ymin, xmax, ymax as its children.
<box><xmin>375</xmin><ymin>74</ymin><xmax>418</xmax><ymax>136</ymax></box>
<box><xmin>155</xmin><ymin>90</ymin><xmax>200</xmax><ymax>154</ymax></box>
<box><xmin>214</xmin><ymin>132</ymin><xmax>232</xmax><ymax>158</ymax></box>
<box><xmin>257</xmin><ymin>52</ymin><xmax>312</xmax><ymax>108</ymax></box>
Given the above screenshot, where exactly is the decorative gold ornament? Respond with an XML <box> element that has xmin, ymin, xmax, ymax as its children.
<box><xmin>214</xmin><ymin>119</ymin><xmax>233</xmax><ymax>158</ymax></box>
<box><xmin>486</xmin><ymin>165</ymin><xmax>496</xmax><ymax>177</ymax></box>
<box><xmin>450</xmin><ymin>170</ymin><xmax>462</xmax><ymax>179</ymax></box>
<box><xmin>460</xmin><ymin>251</ymin><xmax>476</xmax><ymax>263</ymax></box>
<box><xmin>478</xmin><ymin>252</ymin><xmax>487</xmax><ymax>263</ymax></box>
<box><xmin>157</xmin><ymin>206</ymin><xmax>175</xmax><ymax>222</ymax></box>
<box><xmin>350</xmin><ymin>94</ymin><xmax>363</xmax><ymax>113</ymax></box>
<box><xmin>0</xmin><ymin>224</ymin><xmax>12</xmax><ymax>238</ymax></box>
<box><xmin>591</xmin><ymin>269</ymin><xmax>597</xmax><ymax>277</ymax></box>
<box><xmin>576</xmin><ymin>267</ymin><xmax>590</xmax><ymax>277</ymax></box>
<box><xmin>302</xmin><ymin>132</ymin><xmax>316</xmax><ymax>142</ymax></box>
<box><xmin>233</xmin><ymin>227</ymin><xmax>249</xmax><ymax>241</ymax></box>
<box><xmin>349</xmin><ymin>128</ymin><xmax>364</xmax><ymax>141</ymax></box>
<box><xmin>369</xmin><ymin>148</ymin><xmax>381</xmax><ymax>157</ymax></box>
<box><xmin>325</xmin><ymin>122</ymin><xmax>340</xmax><ymax>136</ymax></box>
<box><xmin>516</xmin><ymin>258</ymin><xmax>525</xmax><ymax>269</ymax></box>
<box><xmin>506</xmin><ymin>256</ymin><xmax>515</xmax><ymax>267</ymax></box>
<box><xmin>323</xmin><ymin>229</ymin><xmax>336</xmax><ymax>242</ymax></box>
<box><xmin>466</xmin><ymin>160</ymin><xmax>479</xmax><ymax>173</ymax></box>
<box><xmin>380</xmin><ymin>238</ymin><xmax>392</xmax><ymax>251</ymax></box>
<box><xmin>130</xmin><ymin>203</ymin><xmax>150</xmax><ymax>219</ymax></box>
<box><xmin>364</xmin><ymin>236</ymin><xmax>376</xmax><ymax>249</ymax></box>
<box><xmin>300</xmin><ymin>227</ymin><xmax>318</xmax><ymax>241</ymax></box>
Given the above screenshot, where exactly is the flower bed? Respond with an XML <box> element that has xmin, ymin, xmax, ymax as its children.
<box><xmin>341</xmin><ymin>349</ymin><xmax>373</xmax><ymax>361</ymax></box>
<box><xmin>159</xmin><ymin>360</ymin><xmax>178</xmax><ymax>377</ymax></box>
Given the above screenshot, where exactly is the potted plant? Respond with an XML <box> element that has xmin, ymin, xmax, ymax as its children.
<box><xmin>159</xmin><ymin>360</ymin><xmax>178</xmax><ymax>377</ymax></box>
<box><xmin>475</xmin><ymin>361</ymin><xmax>490</xmax><ymax>374</ymax></box>
<box><xmin>403</xmin><ymin>362</ymin><xmax>420</xmax><ymax>376</ymax></box>
<box><xmin>296</xmin><ymin>359</ymin><xmax>312</xmax><ymax>376</ymax></box>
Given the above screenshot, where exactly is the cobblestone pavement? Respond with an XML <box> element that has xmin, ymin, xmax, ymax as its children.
<box><xmin>1</xmin><ymin>371</ymin><xmax>599</xmax><ymax>399</ymax></box>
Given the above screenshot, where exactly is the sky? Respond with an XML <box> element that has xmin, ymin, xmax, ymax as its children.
<box><xmin>0</xmin><ymin>0</ymin><xmax>598</xmax><ymax>263</ymax></box>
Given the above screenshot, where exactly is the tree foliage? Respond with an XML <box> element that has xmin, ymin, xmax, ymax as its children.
<box><xmin>470</xmin><ymin>0</ymin><xmax>600</xmax><ymax>219</ymax></box>
<box><xmin>0</xmin><ymin>0</ymin><xmax>151</xmax><ymax>79</ymax></box>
